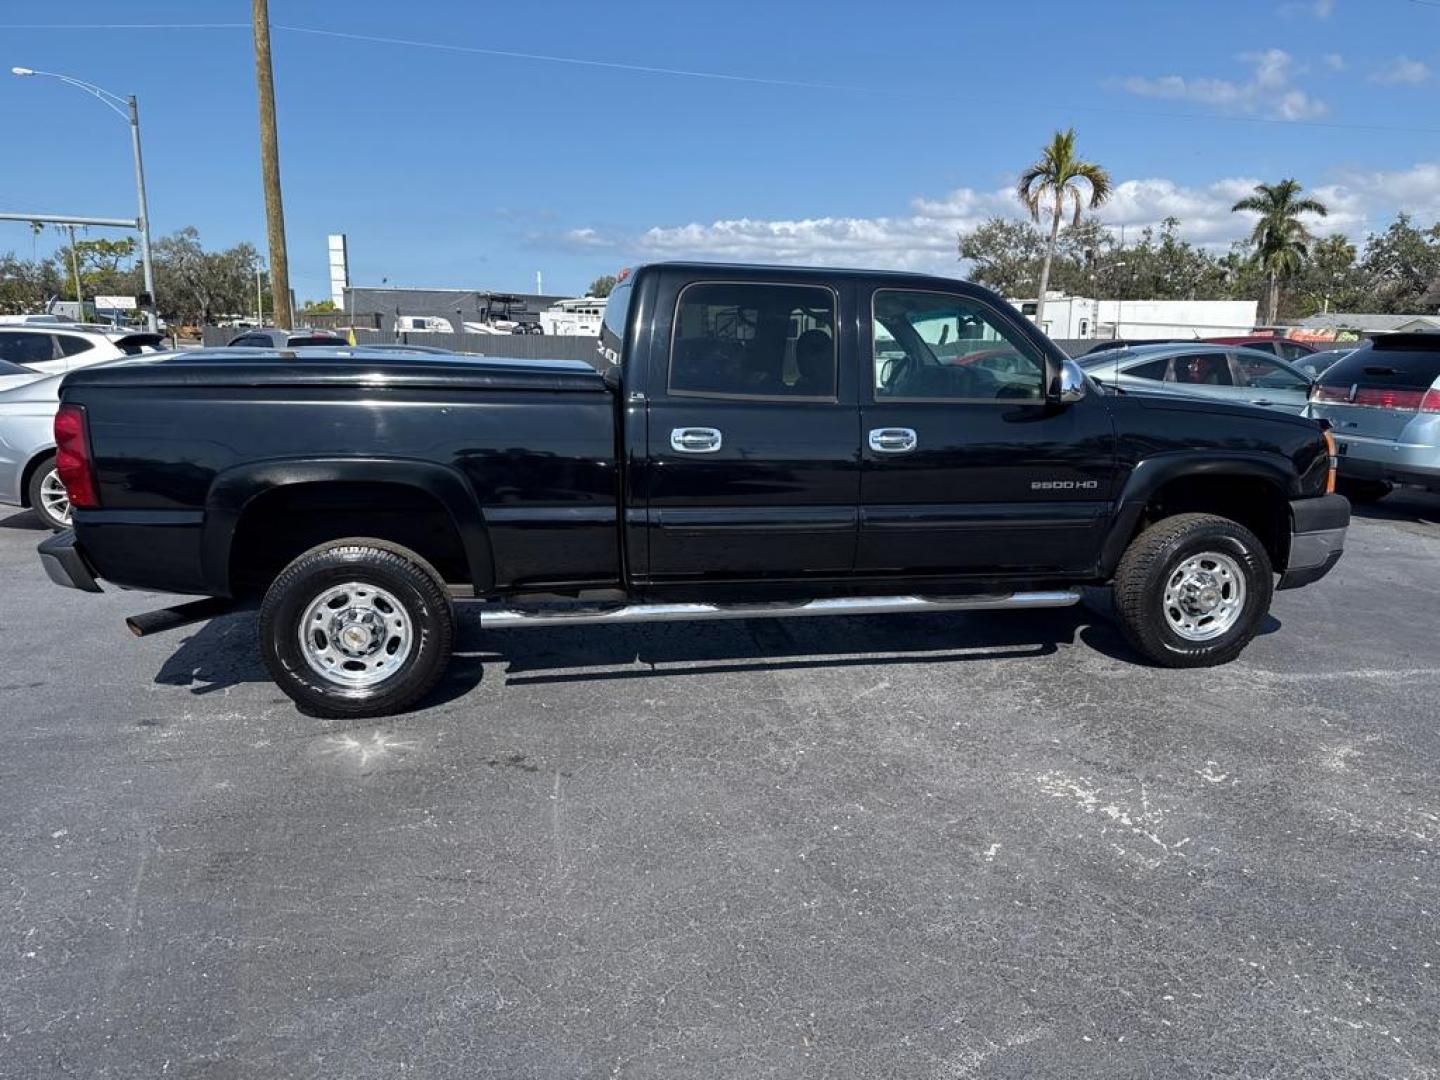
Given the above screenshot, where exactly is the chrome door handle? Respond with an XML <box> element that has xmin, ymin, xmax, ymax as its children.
<box><xmin>670</xmin><ymin>427</ymin><xmax>723</xmax><ymax>453</ymax></box>
<box><xmin>868</xmin><ymin>427</ymin><xmax>917</xmax><ymax>454</ymax></box>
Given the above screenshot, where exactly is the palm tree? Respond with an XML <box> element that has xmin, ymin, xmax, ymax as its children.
<box><xmin>1017</xmin><ymin>128</ymin><xmax>1112</xmax><ymax>328</ymax></box>
<box><xmin>1231</xmin><ymin>179</ymin><xmax>1328</xmax><ymax>325</ymax></box>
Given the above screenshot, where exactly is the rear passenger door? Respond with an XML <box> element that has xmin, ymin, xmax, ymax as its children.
<box><xmin>857</xmin><ymin>288</ymin><xmax>1116</xmax><ymax>577</ymax></box>
<box><xmin>640</xmin><ymin>279</ymin><xmax>861</xmax><ymax>583</ymax></box>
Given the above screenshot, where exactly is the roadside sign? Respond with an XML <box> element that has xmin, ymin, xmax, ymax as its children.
<box><xmin>95</xmin><ymin>295</ymin><xmax>138</xmax><ymax>310</ymax></box>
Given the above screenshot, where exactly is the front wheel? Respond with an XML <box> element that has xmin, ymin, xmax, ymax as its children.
<box><xmin>1111</xmin><ymin>513</ymin><xmax>1274</xmax><ymax>668</ymax></box>
<box><xmin>259</xmin><ymin>541</ymin><xmax>455</xmax><ymax>718</ymax></box>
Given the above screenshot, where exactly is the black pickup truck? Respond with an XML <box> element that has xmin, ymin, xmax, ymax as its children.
<box><xmin>39</xmin><ymin>262</ymin><xmax>1349</xmax><ymax>717</ymax></box>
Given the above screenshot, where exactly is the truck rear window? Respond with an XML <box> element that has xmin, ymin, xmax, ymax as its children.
<box><xmin>598</xmin><ymin>281</ymin><xmax>632</xmax><ymax>368</ymax></box>
<box><xmin>1319</xmin><ymin>340</ymin><xmax>1440</xmax><ymax>390</ymax></box>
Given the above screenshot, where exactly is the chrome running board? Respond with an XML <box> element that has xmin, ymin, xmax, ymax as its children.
<box><xmin>476</xmin><ymin>590</ymin><xmax>1080</xmax><ymax>629</ymax></box>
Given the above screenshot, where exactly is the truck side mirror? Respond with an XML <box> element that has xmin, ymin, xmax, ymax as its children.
<box><xmin>1052</xmin><ymin>358</ymin><xmax>1087</xmax><ymax>404</ymax></box>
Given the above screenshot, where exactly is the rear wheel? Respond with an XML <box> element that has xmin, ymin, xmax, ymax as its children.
<box><xmin>258</xmin><ymin>540</ymin><xmax>455</xmax><ymax>718</ymax></box>
<box><xmin>1336</xmin><ymin>478</ymin><xmax>1391</xmax><ymax>504</ymax></box>
<box><xmin>1112</xmin><ymin>513</ymin><xmax>1273</xmax><ymax>668</ymax></box>
<box><xmin>27</xmin><ymin>456</ymin><xmax>71</xmax><ymax>531</ymax></box>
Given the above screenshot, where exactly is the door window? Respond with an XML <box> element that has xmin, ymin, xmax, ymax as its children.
<box><xmin>0</xmin><ymin>331</ymin><xmax>58</xmax><ymax>368</ymax></box>
<box><xmin>872</xmin><ymin>290</ymin><xmax>1044</xmax><ymax>401</ymax></box>
<box><xmin>1126</xmin><ymin>357</ymin><xmax>1172</xmax><ymax>381</ymax></box>
<box><xmin>1232</xmin><ymin>353</ymin><xmax>1309</xmax><ymax>390</ymax></box>
<box><xmin>669</xmin><ymin>282</ymin><xmax>836</xmax><ymax>400</ymax></box>
<box><xmin>1167</xmin><ymin>353</ymin><xmax>1233</xmax><ymax>386</ymax></box>
<box><xmin>56</xmin><ymin>334</ymin><xmax>96</xmax><ymax>358</ymax></box>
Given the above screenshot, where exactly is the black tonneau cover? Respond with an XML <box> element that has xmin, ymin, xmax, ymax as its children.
<box><xmin>62</xmin><ymin>347</ymin><xmax>608</xmax><ymax>393</ymax></box>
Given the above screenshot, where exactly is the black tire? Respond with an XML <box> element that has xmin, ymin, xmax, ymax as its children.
<box><xmin>1111</xmin><ymin>513</ymin><xmax>1273</xmax><ymax>668</ymax></box>
<box><xmin>258</xmin><ymin>540</ymin><xmax>455</xmax><ymax>718</ymax></box>
<box><xmin>1336</xmin><ymin>478</ymin><xmax>1391</xmax><ymax>504</ymax></box>
<box><xmin>26</xmin><ymin>455</ymin><xmax>70</xmax><ymax>531</ymax></box>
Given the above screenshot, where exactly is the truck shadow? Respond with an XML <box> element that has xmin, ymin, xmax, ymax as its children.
<box><xmin>1348</xmin><ymin>489</ymin><xmax>1440</xmax><ymax>526</ymax></box>
<box><xmin>0</xmin><ymin>509</ymin><xmax>46</xmax><ymax>531</ymax></box>
<box><xmin>153</xmin><ymin>600</ymin><xmax>1281</xmax><ymax>711</ymax></box>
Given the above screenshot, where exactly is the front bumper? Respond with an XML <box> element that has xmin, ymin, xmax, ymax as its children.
<box><xmin>1277</xmin><ymin>493</ymin><xmax>1349</xmax><ymax>591</ymax></box>
<box><xmin>37</xmin><ymin>530</ymin><xmax>102</xmax><ymax>593</ymax></box>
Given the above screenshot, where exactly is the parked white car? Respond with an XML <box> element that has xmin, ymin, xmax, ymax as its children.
<box><xmin>0</xmin><ymin>324</ymin><xmax>166</xmax><ymax>376</ymax></box>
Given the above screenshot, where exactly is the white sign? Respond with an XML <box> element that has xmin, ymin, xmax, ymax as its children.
<box><xmin>327</xmin><ymin>234</ymin><xmax>349</xmax><ymax>311</ymax></box>
<box><xmin>95</xmin><ymin>295</ymin><xmax>137</xmax><ymax>310</ymax></box>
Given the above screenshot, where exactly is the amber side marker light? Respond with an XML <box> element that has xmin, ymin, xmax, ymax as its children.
<box><xmin>1321</xmin><ymin>426</ymin><xmax>1338</xmax><ymax>495</ymax></box>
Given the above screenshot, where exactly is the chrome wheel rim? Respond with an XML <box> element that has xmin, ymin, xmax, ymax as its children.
<box><xmin>39</xmin><ymin>468</ymin><xmax>70</xmax><ymax>526</ymax></box>
<box><xmin>1163</xmin><ymin>551</ymin><xmax>1247</xmax><ymax>642</ymax></box>
<box><xmin>298</xmin><ymin>582</ymin><xmax>413</xmax><ymax>690</ymax></box>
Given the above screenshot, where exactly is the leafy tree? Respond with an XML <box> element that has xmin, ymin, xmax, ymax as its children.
<box><xmin>1358</xmin><ymin>213</ymin><xmax>1440</xmax><ymax>313</ymax></box>
<box><xmin>1016</xmin><ymin>128</ymin><xmax>1111</xmax><ymax>326</ymax></box>
<box><xmin>587</xmin><ymin>275</ymin><xmax>617</xmax><ymax>298</ymax></box>
<box><xmin>302</xmin><ymin>299</ymin><xmax>338</xmax><ymax>313</ymax></box>
<box><xmin>0</xmin><ymin>252</ymin><xmax>66</xmax><ymax>315</ymax></box>
<box><xmin>1292</xmin><ymin>234</ymin><xmax>1366</xmax><ymax>317</ymax></box>
<box><xmin>958</xmin><ymin>217</ymin><xmax>1046</xmax><ymax>296</ymax></box>
<box><xmin>150</xmin><ymin>227</ymin><xmax>262</xmax><ymax>326</ymax></box>
<box><xmin>54</xmin><ymin>237</ymin><xmax>140</xmax><ymax>300</ymax></box>
<box><xmin>1231</xmin><ymin>179</ymin><xmax>1327</xmax><ymax>325</ymax></box>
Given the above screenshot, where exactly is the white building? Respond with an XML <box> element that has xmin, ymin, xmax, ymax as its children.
<box><xmin>1011</xmin><ymin>292</ymin><xmax>1259</xmax><ymax>341</ymax></box>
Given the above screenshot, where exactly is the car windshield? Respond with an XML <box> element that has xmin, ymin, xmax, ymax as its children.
<box><xmin>0</xmin><ymin>358</ymin><xmax>35</xmax><ymax>377</ymax></box>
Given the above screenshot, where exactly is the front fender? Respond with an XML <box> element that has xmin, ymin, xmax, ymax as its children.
<box><xmin>1097</xmin><ymin>451</ymin><xmax>1298</xmax><ymax>577</ymax></box>
<box><xmin>201</xmin><ymin>457</ymin><xmax>495</xmax><ymax>596</ymax></box>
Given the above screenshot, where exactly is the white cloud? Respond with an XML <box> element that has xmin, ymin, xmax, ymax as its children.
<box><xmin>1280</xmin><ymin>0</ymin><xmax>1335</xmax><ymax>17</ymax></box>
<box><xmin>1371</xmin><ymin>56</ymin><xmax>1431</xmax><ymax>85</ymax></box>
<box><xmin>1118</xmin><ymin>48</ymin><xmax>1328</xmax><ymax>121</ymax></box>
<box><xmin>564</xmin><ymin>164</ymin><xmax>1440</xmax><ymax>273</ymax></box>
<box><xmin>1322</xmin><ymin>52</ymin><xmax>1346</xmax><ymax>72</ymax></box>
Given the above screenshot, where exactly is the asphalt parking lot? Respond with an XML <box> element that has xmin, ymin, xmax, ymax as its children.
<box><xmin>2</xmin><ymin>497</ymin><xmax>1438</xmax><ymax>1079</ymax></box>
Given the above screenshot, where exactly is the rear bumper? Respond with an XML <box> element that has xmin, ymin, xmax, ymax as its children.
<box><xmin>1333</xmin><ymin>432</ymin><xmax>1440</xmax><ymax>490</ymax></box>
<box><xmin>37</xmin><ymin>530</ymin><xmax>102</xmax><ymax>593</ymax></box>
<box><xmin>1277</xmin><ymin>493</ymin><xmax>1349</xmax><ymax>591</ymax></box>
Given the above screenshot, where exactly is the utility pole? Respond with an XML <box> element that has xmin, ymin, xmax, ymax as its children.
<box><xmin>251</xmin><ymin>0</ymin><xmax>292</xmax><ymax>329</ymax></box>
<box><xmin>65</xmin><ymin>224</ymin><xmax>83</xmax><ymax>306</ymax></box>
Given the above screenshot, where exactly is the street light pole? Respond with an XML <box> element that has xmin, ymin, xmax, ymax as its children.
<box><xmin>11</xmin><ymin>67</ymin><xmax>159</xmax><ymax>331</ymax></box>
<box><xmin>126</xmin><ymin>95</ymin><xmax>159</xmax><ymax>333</ymax></box>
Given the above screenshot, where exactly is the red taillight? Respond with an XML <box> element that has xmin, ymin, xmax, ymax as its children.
<box><xmin>1352</xmin><ymin>386</ymin><xmax>1426</xmax><ymax>410</ymax></box>
<box><xmin>1422</xmin><ymin>388</ymin><xmax>1440</xmax><ymax>414</ymax></box>
<box><xmin>53</xmin><ymin>403</ymin><xmax>99</xmax><ymax>510</ymax></box>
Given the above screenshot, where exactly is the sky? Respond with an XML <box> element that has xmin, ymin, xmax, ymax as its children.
<box><xmin>2</xmin><ymin>0</ymin><xmax>1439</xmax><ymax>301</ymax></box>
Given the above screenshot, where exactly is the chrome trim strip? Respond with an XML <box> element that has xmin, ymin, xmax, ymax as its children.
<box><xmin>477</xmin><ymin>590</ymin><xmax>1081</xmax><ymax>629</ymax></box>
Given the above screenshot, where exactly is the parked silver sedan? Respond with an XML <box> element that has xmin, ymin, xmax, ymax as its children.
<box><xmin>0</xmin><ymin>374</ymin><xmax>68</xmax><ymax>529</ymax></box>
<box><xmin>1078</xmin><ymin>343</ymin><xmax>1313</xmax><ymax>413</ymax></box>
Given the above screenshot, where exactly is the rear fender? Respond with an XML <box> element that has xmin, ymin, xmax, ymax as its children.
<box><xmin>202</xmin><ymin>457</ymin><xmax>494</xmax><ymax>595</ymax></box>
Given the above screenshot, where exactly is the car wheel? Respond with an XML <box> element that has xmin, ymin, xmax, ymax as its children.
<box><xmin>1336</xmin><ymin>478</ymin><xmax>1391</xmax><ymax>504</ymax></box>
<box><xmin>258</xmin><ymin>540</ymin><xmax>455</xmax><ymax>718</ymax></box>
<box><xmin>1111</xmin><ymin>513</ymin><xmax>1273</xmax><ymax>668</ymax></box>
<box><xmin>27</xmin><ymin>456</ymin><xmax>71</xmax><ymax>531</ymax></box>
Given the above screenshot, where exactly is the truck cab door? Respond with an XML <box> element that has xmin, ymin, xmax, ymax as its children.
<box><xmin>636</xmin><ymin>278</ymin><xmax>861</xmax><ymax>586</ymax></box>
<box><xmin>857</xmin><ymin>287</ymin><xmax>1117</xmax><ymax>578</ymax></box>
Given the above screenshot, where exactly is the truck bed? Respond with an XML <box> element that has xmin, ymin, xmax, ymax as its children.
<box><xmin>61</xmin><ymin>349</ymin><xmax>620</xmax><ymax>595</ymax></box>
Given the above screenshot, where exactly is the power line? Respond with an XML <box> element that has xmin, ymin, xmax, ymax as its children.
<box><xmin>5</xmin><ymin>20</ymin><xmax>1440</xmax><ymax>136</ymax></box>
